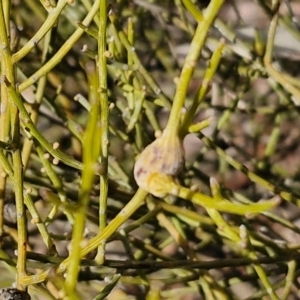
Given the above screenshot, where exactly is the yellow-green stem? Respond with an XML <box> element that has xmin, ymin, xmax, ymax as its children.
<box><xmin>18</xmin><ymin>0</ymin><xmax>101</xmax><ymax>92</ymax></box>
<box><xmin>96</xmin><ymin>0</ymin><xmax>109</xmax><ymax>264</ymax></box>
<box><xmin>12</xmin><ymin>0</ymin><xmax>68</xmax><ymax>63</ymax></box>
<box><xmin>57</xmin><ymin>188</ymin><xmax>148</xmax><ymax>273</ymax></box>
<box><xmin>0</xmin><ymin>2</ymin><xmax>27</xmax><ymax>290</ymax></box>
<box><xmin>180</xmin><ymin>40</ymin><xmax>224</xmax><ymax>136</ymax></box>
<box><xmin>63</xmin><ymin>60</ymin><xmax>101</xmax><ymax>299</ymax></box>
<box><xmin>165</xmin><ymin>0</ymin><xmax>224</xmax><ymax>135</ymax></box>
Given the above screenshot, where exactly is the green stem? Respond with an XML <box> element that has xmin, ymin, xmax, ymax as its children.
<box><xmin>12</xmin><ymin>0</ymin><xmax>68</xmax><ymax>63</ymax></box>
<box><xmin>21</xmin><ymin>27</ymin><xmax>53</xmax><ymax>170</ymax></box>
<box><xmin>18</xmin><ymin>0</ymin><xmax>101</xmax><ymax>92</ymax></box>
<box><xmin>4</xmin><ymin>78</ymin><xmax>83</xmax><ymax>170</ymax></box>
<box><xmin>173</xmin><ymin>184</ymin><xmax>278</xmax><ymax>215</ymax></box>
<box><xmin>264</xmin><ymin>1</ymin><xmax>300</xmax><ymax>102</ymax></box>
<box><xmin>239</xmin><ymin>226</ymin><xmax>280</xmax><ymax>300</ymax></box>
<box><xmin>116</xmin><ymin>25</ymin><xmax>171</xmax><ymax>109</ymax></box>
<box><xmin>182</xmin><ymin>0</ymin><xmax>203</xmax><ymax>21</ymax></box>
<box><xmin>0</xmin><ymin>3</ymin><xmax>27</xmax><ymax>290</ymax></box>
<box><xmin>63</xmin><ymin>60</ymin><xmax>101</xmax><ymax>298</ymax></box>
<box><xmin>165</xmin><ymin>0</ymin><xmax>224</xmax><ymax>135</ymax></box>
<box><xmin>180</xmin><ymin>40</ymin><xmax>224</xmax><ymax>136</ymax></box>
<box><xmin>95</xmin><ymin>0</ymin><xmax>109</xmax><ymax>264</ymax></box>
<box><xmin>57</xmin><ymin>188</ymin><xmax>148</xmax><ymax>273</ymax></box>
<box><xmin>198</xmin><ymin>132</ymin><xmax>300</xmax><ymax>205</ymax></box>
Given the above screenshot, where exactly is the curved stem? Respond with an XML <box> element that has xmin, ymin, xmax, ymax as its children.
<box><xmin>18</xmin><ymin>0</ymin><xmax>101</xmax><ymax>92</ymax></box>
<box><xmin>57</xmin><ymin>188</ymin><xmax>148</xmax><ymax>273</ymax></box>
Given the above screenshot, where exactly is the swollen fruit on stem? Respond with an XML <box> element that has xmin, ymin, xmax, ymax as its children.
<box><xmin>134</xmin><ymin>130</ymin><xmax>184</xmax><ymax>197</ymax></box>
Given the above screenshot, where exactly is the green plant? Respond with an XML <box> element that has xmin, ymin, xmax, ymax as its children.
<box><xmin>1</xmin><ymin>0</ymin><xmax>300</xmax><ymax>299</ymax></box>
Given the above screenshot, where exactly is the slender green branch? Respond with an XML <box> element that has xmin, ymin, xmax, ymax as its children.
<box><xmin>161</xmin><ymin>178</ymin><xmax>278</xmax><ymax>215</ymax></box>
<box><xmin>57</xmin><ymin>188</ymin><xmax>148</xmax><ymax>273</ymax></box>
<box><xmin>0</xmin><ymin>122</ymin><xmax>56</xmax><ymax>258</ymax></box>
<box><xmin>12</xmin><ymin>0</ymin><xmax>68</xmax><ymax>63</ymax></box>
<box><xmin>264</xmin><ymin>1</ymin><xmax>300</xmax><ymax>102</ymax></box>
<box><xmin>114</xmin><ymin>20</ymin><xmax>171</xmax><ymax>109</ymax></box>
<box><xmin>18</xmin><ymin>0</ymin><xmax>101</xmax><ymax>92</ymax></box>
<box><xmin>239</xmin><ymin>226</ymin><xmax>280</xmax><ymax>300</ymax></box>
<box><xmin>21</xmin><ymin>27</ymin><xmax>52</xmax><ymax>170</ymax></box>
<box><xmin>95</xmin><ymin>0</ymin><xmax>109</xmax><ymax>264</ymax></box>
<box><xmin>180</xmin><ymin>40</ymin><xmax>224</xmax><ymax>136</ymax></box>
<box><xmin>63</xmin><ymin>61</ymin><xmax>101</xmax><ymax>299</ymax></box>
<box><xmin>165</xmin><ymin>0</ymin><xmax>225</xmax><ymax>135</ymax></box>
<box><xmin>24</xmin><ymin>251</ymin><xmax>300</xmax><ymax>271</ymax></box>
<box><xmin>0</xmin><ymin>2</ymin><xmax>27</xmax><ymax>290</ymax></box>
<box><xmin>198</xmin><ymin>132</ymin><xmax>300</xmax><ymax>205</ymax></box>
<box><xmin>3</xmin><ymin>77</ymin><xmax>83</xmax><ymax>170</ymax></box>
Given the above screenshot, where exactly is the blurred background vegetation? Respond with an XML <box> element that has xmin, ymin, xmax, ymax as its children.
<box><xmin>1</xmin><ymin>0</ymin><xmax>300</xmax><ymax>299</ymax></box>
